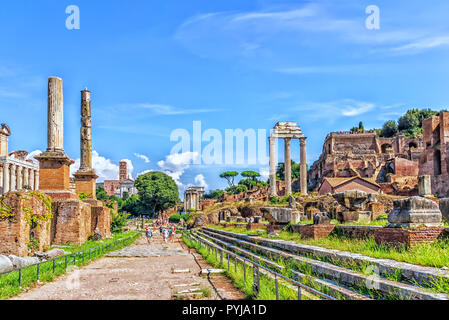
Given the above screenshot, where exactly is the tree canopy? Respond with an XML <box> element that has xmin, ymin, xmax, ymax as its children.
<box><xmin>276</xmin><ymin>161</ymin><xmax>303</xmax><ymax>181</ymax></box>
<box><xmin>380</xmin><ymin>120</ymin><xmax>398</xmax><ymax>138</ymax></box>
<box><xmin>134</xmin><ymin>171</ymin><xmax>179</xmax><ymax>217</ymax></box>
<box><xmin>241</xmin><ymin>170</ymin><xmax>261</xmax><ymax>181</ymax></box>
<box><xmin>204</xmin><ymin>189</ymin><xmax>225</xmax><ymax>199</ymax></box>
<box><xmin>219</xmin><ymin>171</ymin><xmax>239</xmax><ymax>187</ymax></box>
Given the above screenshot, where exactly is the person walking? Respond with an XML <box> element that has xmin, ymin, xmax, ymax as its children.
<box><xmin>145</xmin><ymin>226</ymin><xmax>153</xmax><ymax>244</ymax></box>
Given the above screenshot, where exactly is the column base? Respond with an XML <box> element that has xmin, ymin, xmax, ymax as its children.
<box><xmin>74</xmin><ymin>170</ymin><xmax>98</xmax><ymax>199</ymax></box>
<box><xmin>35</xmin><ymin>152</ymin><xmax>74</xmax><ymax>191</ymax></box>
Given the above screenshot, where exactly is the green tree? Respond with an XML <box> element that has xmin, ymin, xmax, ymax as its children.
<box><xmin>120</xmin><ymin>195</ymin><xmax>146</xmax><ymax>216</ymax></box>
<box><xmin>276</xmin><ymin>161</ymin><xmax>302</xmax><ymax>181</ymax></box>
<box><xmin>96</xmin><ymin>185</ymin><xmax>109</xmax><ymax>201</ymax></box>
<box><xmin>219</xmin><ymin>171</ymin><xmax>239</xmax><ymax>188</ymax></box>
<box><xmin>134</xmin><ymin>171</ymin><xmax>179</xmax><ymax>217</ymax></box>
<box><xmin>204</xmin><ymin>189</ymin><xmax>225</xmax><ymax>199</ymax></box>
<box><xmin>380</xmin><ymin>120</ymin><xmax>398</xmax><ymax>137</ymax></box>
<box><xmin>238</xmin><ymin>178</ymin><xmax>258</xmax><ymax>190</ymax></box>
<box><xmin>358</xmin><ymin>121</ymin><xmax>364</xmax><ymax>133</ymax></box>
<box><xmin>241</xmin><ymin>170</ymin><xmax>261</xmax><ymax>181</ymax></box>
<box><xmin>398</xmin><ymin>108</ymin><xmax>438</xmax><ymax>137</ymax></box>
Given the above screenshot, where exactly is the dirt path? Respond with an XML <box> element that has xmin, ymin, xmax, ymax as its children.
<box><xmin>11</xmin><ymin>233</ymin><xmax>245</xmax><ymax>300</ymax></box>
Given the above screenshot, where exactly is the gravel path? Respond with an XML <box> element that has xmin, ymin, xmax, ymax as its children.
<box><xmin>11</xmin><ymin>233</ymin><xmax>244</xmax><ymax>300</ymax></box>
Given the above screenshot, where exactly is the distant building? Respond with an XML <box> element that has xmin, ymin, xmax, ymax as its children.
<box><xmin>184</xmin><ymin>186</ymin><xmax>205</xmax><ymax>211</ymax></box>
<box><xmin>318</xmin><ymin>177</ymin><xmax>380</xmax><ymax>195</ymax></box>
<box><xmin>101</xmin><ymin>160</ymin><xmax>137</xmax><ymax>198</ymax></box>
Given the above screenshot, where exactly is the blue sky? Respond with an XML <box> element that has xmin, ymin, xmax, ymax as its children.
<box><xmin>1</xmin><ymin>0</ymin><xmax>449</xmax><ymax>195</ymax></box>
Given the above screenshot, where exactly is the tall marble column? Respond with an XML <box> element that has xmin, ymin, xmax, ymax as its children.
<box><xmin>79</xmin><ymin>89</ymin><xmax>92</xmax><ymax>171</ymax></box>
<box><xmin>10</xmin><ymin>164</ymin><xmax>16</xmax><ymax>191</ymax></box>
<box><xmin>269</xmin><ymin>136</ymin><xmax>277</xmax><ymax>197</ymax></box>
<box><xmin>16</xmin><ymin>166</ymin><xmax>23</xmax><ymax>190</ymax></box>
<box><xmin>3</xmin><ymin>163</ymin><xmax>9</xmax><ymax>193</ymax></box>
<box><xmin>30</xmin><ymin>169</ymin><xmax>35</xmax><ymax>190</ymax></box>
<box><xmin>23</xmin><ymin>167</ymin><xmax>29</xmax><ymax>189</ymax></box>
<box><xmin>74</xmin><ymin>88</ymin><xmax>98</xmax><ymax>198</ymax></box>
<box><xmin>284</xmin><ymin>138</ymin><xmax>292</xmax><ymax>195</ymax></box>
<box><xmin>34</xmin><ymin>170</ymin><xmax>39</xmax><ymax>191</ymax></box>
<box><xmin>47</xmin><ymin>77</ymin><xmax>64</xmax><ymax>153</ymax></box>
<box><xmin>300</xmin><ymin>138</ymin><xmax>308</xmax><ymax>195</ymax></box>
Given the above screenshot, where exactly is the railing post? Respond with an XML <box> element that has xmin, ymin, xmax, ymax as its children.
<box><xmin>243</xmin><ymin>261</ymin><xmax>246</xmax><ymax>283</ymax></box>
<box><xmin>220</xmin><ymin>249</ymin><xmax>223</xmax><ymax>266</ymax></box>
<box><xmin>18</xmin><ymin>269</ymin><xmax>22</xmax><ymax>287</ymax></box>
<box><xmin>65</xmin><ymin>256</ymin><xmax>68</xmax><ymax>270</ymax></box>
<box><xmin>298</xmin><ymin>286</ymin><xmax>302</xmax><ymax>300</ymax></box>
<box><xmin>53</xmin><ymin>259</ymin><xmax>55</xmax><ymax>274</ymax></box>
<box><xmin>74</xmin><ymin>253</ymin><xmax>76</xmax><ymax>266</ymax></box>
<box><xmin>227</xmin><ymin>254</ymin><xmax>230</xmax><ymax>270</ymax></box>
<box><xmin>36</xmin><ymin>263</ymin><xmax>40</xmax><ymax>282</ymax></box>
<box><xmin>89</xmin><ymin>248</ymin><xmax>91</xmax><ymax>260</ymax></box>
<box><xmin>234</xmin><ymin>256</ymin><xmax>237</xmax><ymax>273</ymax></box>
<box><xmin>275</xmin><ymin>275</ymin><xmax>279</xmax><ymax>300</ymax></box>
<box><xmin>252</xmin><ymin>265</ymin><xmax>260</xmax><ymax>295</ymax></box>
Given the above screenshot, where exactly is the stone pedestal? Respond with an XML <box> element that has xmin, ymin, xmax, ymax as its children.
<box><xmin>74</xmin><ymin>170</ymin><xmax>98</xmax><ymax>198</ymax></box>
<box><xmin>35</xmin><ymin>152</ymin><xmax>75</xmax><ymax>193</ymax></box>
<box><xmin>246</xmin><ymin>223</ymin><xmax>264</xmax><ymax>230</ymax></box>
<box><xmin>387</xmin><ymin>196</ymin><xmax>443</xmax><ymax>228</ymax></box>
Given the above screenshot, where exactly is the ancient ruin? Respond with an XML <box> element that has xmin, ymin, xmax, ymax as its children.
<box><xmin>419</xmin><ymin>112</ymin><xmax>449</xmax><ymax>197</ymax></box>
<box><xmin>184</xmin><ymin>186</ymin><xmax>205</xmax><ymax>211</ymax></box>
<box><xmin>309</xmin><ymin>131</ymin><xmax>423</xmax><ymax>195</ymax></box>
<box><xmin>269</xmin><ymin>122</ymin><xmax>307</xmax><ymax>197</ymax></box>
<box><xmin>0</xmin><ymin>124</ymin><xmax>39</xmax><ymax>195</ymax></box>
<box><xmin>73</xmin><ymin>89</ymin><xmax>98</xmax><ymax>198</ymax></box>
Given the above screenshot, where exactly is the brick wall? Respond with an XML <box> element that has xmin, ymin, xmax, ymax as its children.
<box><xmin>39</xmin><ymin>160</ymin><xmax>71</xmax><ymax>191</ymax></box>
<box><xmin>374</xmin><ymin>227</ymin><xmax>445</xmax><ymax>247</ymax></box>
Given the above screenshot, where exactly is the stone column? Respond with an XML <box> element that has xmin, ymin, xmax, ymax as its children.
<box><xmin>10</xmin><ymin>164</ymin><xmax>16</xmax><ymax>191</ymax></box>
<box><xmin>23</xmin><ymin>167</ymin><xmax>29</xmax><ymax>189</ymax></box>
<box><xmin>17</xmin><ymin>166</ymin><xmax>23</xmax><ymax>190</ymax></box>
<box><xmin>79</xmin><ymin>89</ymin><xmax>92</xmax><ymax>171</ymax></box>
<box><xmin>300</xmin><ymin>137</ymin><xmax>308</xmax><ymax>195</ymax></box>
<box><xmin>47</xmin><ymin>77</ymin><xmax>64</xmax><ymax>153</ymax></box>
<box><xmin>269</xmin><ymin>136</ymin><xmax>277</xmax><ymax>197</ymax></box>
<box><xmin>284</xmin><ymin>138</ymin><xmax>292</xmax><ymax>195</ymax></box>
<box><xmin>30</xmin><ymin>169</ymin><xmax>35</xmax><ymax>190</ymax></box>
<box><xmin>34</xmin><ymin>170</ymin><xmax>39</xmax><ymax>191</ymax></box>
<box><xmin>3</xmin><ymin>163</ymin><xmax>9</xmax><ymax>193</ymax></box>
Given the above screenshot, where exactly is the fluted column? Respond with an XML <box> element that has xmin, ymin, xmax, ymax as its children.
<box><xmin>17</xmin><ymin>166</ymin><xmax>23</xmax><ymax>190</ymax></box>
<box><xmin>23</xmin><ymin>168</ymin><xmax>29</xmax><ymax>189</ymax></box>
<box><xmin>269</xmin><ymin>136</ymin><xmax>277</xmax><ymax>197</ymax></box>
<box><xmin>284</xmin><ymin>138</ymin><xmax>292</xmax><ymax>195</ymax></box>
<box><xmin>3</xmin><ymin>163</ymin><xmax>9</xmax><ymax>193</ymax></box>
<box><xmin>34</xmin><ymin>170</ymin><xmax>39</xmax><ymax>191</ymax></box>
<box><xmin>300</xmin><ymin>138</ymin><xmax>308</xmax><ymax>195</ymax></box>
<box><xmin>30</xmin><ymin>169</ymin><xmax>35</xmax><ymax>190</ymax></box>
<box><xmin>10</xmin><ymin>164</ymin><xmax>16</xmax><ymax>191</ymax></box>
<box><xmin>47</xmin><ymin>77</ymin><xmax>64</xmax><ymax>153</ymax></box>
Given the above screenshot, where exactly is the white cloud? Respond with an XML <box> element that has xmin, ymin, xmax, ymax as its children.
<box><xmin>124</xmin><ymin>103</ymin><xmax>220</xmax><ymax>115</ymax></box>
<box><xmin>26</xmin><ymin>150</ymin><xmax>42</xmax><ymax>163</ymax></box>
<box><xmin>157</xmin><ymin>151</ymin><xmax>200</xmax><ymax>187</ymax></box>
<box><xmin>292</xmin><ymin>99</ymin><xmax>376</xmax><ymax>121</ymax></box>
<box><xmin>260</xmin><ymin>167</ymin><xmax>270</xmax><ymax>181</ymax></box>
<box><xmin>194</xmin><ymin>174</ymin><xmax>208</xmax><ymax>190</ymax></box>
<box><xmin>70</xmin><ymin>151</ymin><xmax>130</xmax><ymax>182</ymax></box>
<box><xmin>390</xmin><ymin>35</ymin><xmax>449</xmax><ymax>54</ymax></box>
<box><xmin>134</xmin><ymin>153</ymin><xmax>150</xmax><ymax>163</ymax></box>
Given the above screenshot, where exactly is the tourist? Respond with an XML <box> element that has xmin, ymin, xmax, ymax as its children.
<box><xmin>163</xmin><ymin>228</ymin><xmax>169</xmax><ymax>243</ymax></box>
<box><xmin>145</xmin><ymin>226</ymin><xmax>153</xmax><ymax>244</ymax></box>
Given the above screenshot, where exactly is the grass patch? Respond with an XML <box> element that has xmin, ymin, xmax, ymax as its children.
<box><xmin>0</xmin><ymin>232</ymin><xmax>140</xmax><ymax>300</ymax></box>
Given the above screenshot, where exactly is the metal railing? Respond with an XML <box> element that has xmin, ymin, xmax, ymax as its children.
<box><xmin>185</xmin><ymin>232</ymin><xmax>336</xmax><ymax>300</ymax></box>
<box><xmin>0</xmin><ymin>232</ymin><xmax>141</xmax><ymax>288</ymax></box>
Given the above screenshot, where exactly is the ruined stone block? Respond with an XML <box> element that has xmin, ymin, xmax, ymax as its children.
<box><xmin>51</xmin><ymin>199</ymin><xmax>91</xmax><ymax>246</ymax></box>
<box><xmin>374</xmin><ymin>227</ymin><xmax>445</xmax><ymax>247</ymax></box>
<box><xmin>418</xmin><ymin>175</ymin><xmax>432</xmax><ymax>197</ymax></box>
<box><xmin>387</xmin><ymin>196</ymin><xmax>443</xmax><ymax>228</ymax></box>
<box><xmin>440</xmin><ymin>198</ymin><xmax>449</xmax><ymax>223</ymax></box>
<box><xmin>260</xmin><ymin>207</ymin><xmax>299</xmax><ymax>224</ymax></box>
<box><xmin>0</xmin><ymin>191</ymin><xmax>52</xmax><ymax>257</ymax></box>
<box><xmin>291</xmin><ymin>224</ymin><xmax>335</xmax><ymax>240</ymax></box>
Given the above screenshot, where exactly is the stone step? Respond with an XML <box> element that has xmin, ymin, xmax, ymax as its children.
<box><xmin>201</xmin><ymin>228</ymin><xmax>448</xmax><ymax>300</ymax></box>
<box><xmin>203</xmin><ymin>227</ymin><xmax>449</xmax><ymax>287</ymax></box>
